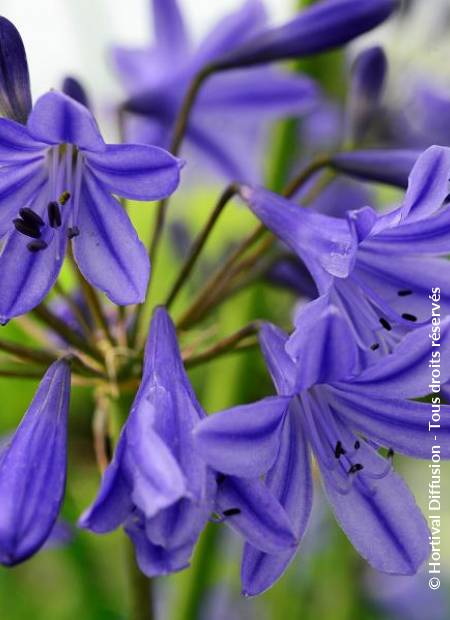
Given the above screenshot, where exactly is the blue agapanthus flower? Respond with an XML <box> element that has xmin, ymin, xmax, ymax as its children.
<box><xmin>195</xmin><ymin>308</ymin><xmax>450</xmax><ymax>595</ymax></box>
<box><xmin>80</xmin><ymin>307</ymin><xmax>295</xmax><ymax>576</ymax></box>
<box><xmin>0</xmin><ymin>17</ymin><xmax>182</xmax><ymax>322</ymax></box>
<box><xmin>0</xmin><ymin>90</ymin><xmax>182</xmax><ymax>322</ymax></box>
<box><xmin>115</xmin><ymin>0</ymin><xmax>319</xmax><ymax>182</ymax></box>
<box><xmin>0</xmin><ymin>359</ymin><xmax>71</xmax><ymax>566</ymax></box>
<box><xmin>240</xmin><ymin>145</ymin><xmax>450</xmax><ymax>356</ymax></box>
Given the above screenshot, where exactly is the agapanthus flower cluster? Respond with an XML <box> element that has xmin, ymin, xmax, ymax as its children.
<box><xmin>0</xmin><ymin>0</ymin><xmax>448</xmax><ymax>615</ymax></box>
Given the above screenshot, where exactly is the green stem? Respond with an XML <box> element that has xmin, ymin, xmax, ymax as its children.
<box><xmin>183</xmin><ymin>322</ymin><xmax>260</xmax><ymax>368</ymax></box>
<box><xmin>176</xmin><ymin>157</ymin><xmax>330</xmax><ymax>328</ymax></box>
<box><xmin>148</xmin><ymin>64</ymin><xmax>217</xmax><ymax>268</ymax></box>
<box><xmin>127</xmin><ymin>539</ymin><xmax>154</xmax><ymax>620</ymax></box>
<box><xmin>166</xmin><ymin>183</ymin><xmax>238</xmax><ymax>309</ymax></box>
<box><xmin>33</xmin><ymin>303</ymin><xmax>103</xmax><ymax>362</ymax></box>
<box><xmin>0</xmin><ymin>337</ymin><xmax>58</xmax><ymax>366</ymax></box>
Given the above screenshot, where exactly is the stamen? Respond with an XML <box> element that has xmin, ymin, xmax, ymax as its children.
<box><xmin>19</xmin><ymin>208</ymin><xmax>44</xmax><ymax>228</ymax></box>
<box><xmin>370</xmin><ymin>343</ymin><xmax>380</xmax><ymax>351</ymax></box>
<box><xmin>222</xmin><ymin>508</ymin><xmax>241</xmax><ymax>517</ymax></box>
<box><xmin>47</xmin><ymin>201</ymin><xmax>62</xmax><ymax>228</ymax></box>
<box><xmin>67</xmin><ymin>226</ymin><xmax>80</xmax><ymax>239</ymax></box>
<box><xmin>401</xmin><ymin>313</ymin><xmax>417</xmax><ymax>322</ymax></box>
<box><xmin>379</xmin><ymin>317</ymin><xmax>392</xmax><ymax>331</ymax></box>
<box><xmin>13</xmin><ymin>218</ymin><xmax>41</xmax><ymax>239</ymax></box>
<box><xmin>397</xmin><ymin>289</ymin><xmax>413</xmax><ymax>297</ymax></box>
<box><xmin>387</xmin><ymin>448</ymin><xmax>394</xmax><ymax>460</ymax></box>
<box><xmin>334</xmin><ymin>440</ymin><xmax>346</xmax><ymax>458</ymax></box>
<box><xmin>59</xmin><ymin>191</ymin><xmax>71</xmax><ymax>205</ymax></box>
<box><xmin>348</xmin><ymin>463</ymin><xmax>364</xmax><ymax>475</ymax></box>
<box><xmin>27</xmin><ymin>240</ymin><xmax>48</xmax><ymax>252</ymax></box>
<box><xmin>354</xmin><ymin>440</ymin><xmax>360</xmax><ymax>449</ymax></box>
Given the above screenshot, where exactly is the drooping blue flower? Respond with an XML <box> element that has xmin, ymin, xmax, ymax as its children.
<box><xmin>240</xmin><ymin>145</ymin><xmax>450</xmax><ymax>356</ymax></box>
<box><xmin>80</xmin><ymin>307</ymin><xmax>295</xmax><ymax>576</ymax></box>
<box><xmin>213</xmin><ymin>0</ymin><xmax>398</xmax><ymax>70</ymax></box>
<box><xmin>0</xmin><ymin>89</ymin><xmax>182</xmax><ymax>323</ymax></box>
<box><xmin>195</xmin><ymin>310</ymin><xmax>450</xmax><ymax>595</ymax></box>
<box><xmin>0</xmin><ymin>359</ymin><xmax>71</xmax><ymax>566</ymax></box>
<box><xmin>115</xmin><ymin>0</ymin><xmax>319</xmax><ymax>182</ymax></box>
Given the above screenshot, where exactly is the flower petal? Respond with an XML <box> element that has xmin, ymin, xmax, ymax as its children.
<box><xmin>140</xmin><ymin>307</ymin><xmax>209</xmax><ymax>501</ymax></box>
<box><xmin>125</xmin><ymin>417</ymin><xmax>188</xmax><ymax>518</ymax></box>
<box><xmin>240</xmin><ymin>185</ymin><xmax>355</xmax><ymax>292</ymax></box>
<box><xmin>152</xmin><ymin>0</ymin><xmax>190</xmax><ymax>62</ymax></box>
<box><xmin>194</xmin><ymin>396</ymin><xmax>290</xmax><ymax>478</ymax></box>
<box><xmin>85</xmin><ymin>143</ymin><xmax>182</xmax><ymax>200</ymax></box>
<box><xmin>198</xmin><ymin>69</ymin><xmax>318</xmax><ymax>119</ymax></box>
<box><xmin>241</xmin><ymin>402</ymin><xmax>313</xmax><ymax>596</ymax></box>
<box><xmin>0</xmin><ymin>17</ymin><xmax>32</xmax><ymax>123</ymax></box>
<box><xmin>0</xmin><ymin>212</ymin><xmax>67</xmax><ymax>324</ymax></box>
<box><xmin>259</xmin><ymin>322</ymin><xmax>297</xmax><ymax>396</ymax></box>
<box><xmin>328</xmin><ymin>385</ymin><xmax>450</xmax><ymax>459</ymax></box>
<box><xmin>355</xmin><ymin>249</ymin><xmax>450</xmax><ymax>321</ymax></box>
<box><xmin>192</xmin><ymin>0</ymin><xmax>266</xmax><ymax>69</ymax></box>
<box><xmin>126</xmin><ymin>516</ymin><xmax>193</xmax><ymax>577</ymax></box>
<box><xmin>72</xmin><ymin>170</ymin><xmax>150</xmax><ymax>305</ymax></box>
<box><xmin>27</xmin><ymin>91</ymin><xmax>105</xmax><ymax>151</ymax></box>
<box><xmin>286</xmin><ymin>295</ymin><xmax>359</xmax><ymax>389</ymax></box>
<box><xmin>368</xmin><ymin>207</ymin><xmax>450</xmax><ymax>255</ymax></box>
<box><xmin>319</xmin><ymin>424</ymin><xmax>429</xmax><ymax>575</ymax></box>
<box><xmin>79</xmin><ymin>432</ymin><xmax>134</xmax><ymax>534</ymax></box>
<box><xmin>0</xmin><ymin>118</ymin><xmax>46</xmax><ymax>162</ymax></box>
<box><xmin>401</xmin><ymin>145</ymin><xmax>450</xmax><ymax>223</ymax></box>
<box><xmin>0</xmin><ymin>158</ymin><xmax>46</xmax><ymax>236</ymax></box>
<box><xmin>346</xmin><ymin>320</ymin><xmax>450</xmax><ymax>399</ymax></box>
<box><xmin>145</xmin><ymin>473</ymin><xmax>215</xmax><ymax>550</ymax></box>
<box><xmin>216</xmin><ymin>476</ymin><xmax>297</xmax><ymax>554</ymax></box>
<box><xmin>0</xmin><ymin>360</ymin><xmax>70</xmax><ymax>566</ymax></box>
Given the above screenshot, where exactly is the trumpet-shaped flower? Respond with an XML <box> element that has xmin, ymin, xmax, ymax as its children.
<box><xmin>195</xmin><ymin>309</ymin><xmax>450</xmax><ymax>595</ymax></box>
<box><xmin>80</xmin><ymin>307</ymin><xmax>295</xmax><ymax>576</ymax></box>
<box><xmin>0</xmin><ymin>359</ymin><xmax>71</xmax><ymax>566</ymax></box>
<box><xmin>240</xmin><ymin>145</ymin><xmax>450</xmax><ymax>356</ymax></box>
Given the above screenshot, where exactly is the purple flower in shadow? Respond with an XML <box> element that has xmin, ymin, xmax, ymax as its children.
<box><xmin>214</xmin><ymin>0</ymin><xmax>398</xmax><ymax>70</ymax></box>
<box><xmin>240</xmin><ymin>145</ymin><xmax>450</xmax><ymax>357</ymax></box>
<box><xmin>80</xmin><ymin>307</ymin><xmax>295</xmax><ymax>576</ymax></box>
<box><xmin>115</xmin><ymin>0</ymin><xmax>319</xmax><ymax>182</ymax></box>
<box><xmin>195</xmin><ymin>310</ymin><xmax>450</xmax><ymax>595</ymax></box>
<box><xmin>0</xmin><ymin>359</ymin><xmax>71</xmax><ymax>566</ymax></box>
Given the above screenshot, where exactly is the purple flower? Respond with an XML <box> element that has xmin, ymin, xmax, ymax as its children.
<box><xmin>0</xmin><ymin>359</ymin><xmax>71</xmax><ymax>566</ymax></box>
<box><xmin>241</xmin><ymin>145</ymin><xmax>450</xmax><ymax>355</ymax></box>
<box><xmin>214</xmin><ymin>0</ymin><xmax>398</xmax><ymax>70</ymax></box>
<box><xmin>195</xmin><ymin>312</ymin><xmax>450</xmax><ymax>595</ymax></box>
<box><xmin>80</xmin><ymin>307</ymin><xmax>295</xmax><ymax>576</ymax></box>
<box><xmin>115</xmin><ymin>0</ymin><xmax>318</xmax><ymax>182</ymax></box>
<box><xmin>0</xmin><ymin>17</ymin><xmax>32</xmax><ymax>123</ymax></box>
<box><xmin>0</xmin><ymin>90</ymin><xmax>182</xmax><ymax>322</ymax></box>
